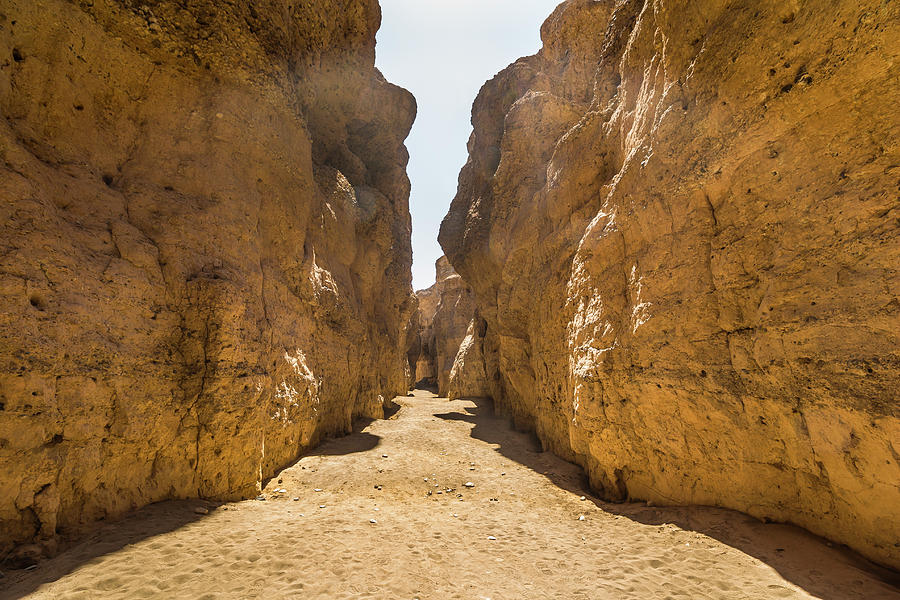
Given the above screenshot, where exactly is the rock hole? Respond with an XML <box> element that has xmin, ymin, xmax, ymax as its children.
<box><xmin>780</xmin><ymin>83</ymin><xmax>793</xmax><ymax>94</ymax></box>
<box><xmin>45</xmin><ymin>434</ymin><xmax>63</xmax><ymax>447</ymax></box>
<box><xmin>102</xmin><ymin>174</ymin><xmax>115</xmax><ymax>187</ymax></box>
<box><xmin>74</xmin><ymin>104</ymin><xmax>84</xmax><ymax>111</ymax></box>
<box><xmin>29</xmin><ymin>294</ymin><xmax>46</xmax><ymax>311</ymax></box>
<box><xmin>12</xmin><ymin>47</ymin><xmax>23</xmax><ymax>62</ymax></box>
<box><xmin>700</xmin><ymin>370</ymin><xmax>708</xmax><ymax>377</ymax></box>
<box><xmin>781</xmin><ymin>12</ymin><xmax>796</xmax><ymax>24</ymax></box>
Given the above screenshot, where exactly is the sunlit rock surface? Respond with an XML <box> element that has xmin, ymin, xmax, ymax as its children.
<box><xmin>440</xmin><ymin>0</ymin><xmax>900</xmax><ymax>568</ymax></box>
<box><xmin>0</xmin><ymin>0</ymin><xmax>415</xmax><ymax>559</ymax></box>
<box><xmin>409</xmin><ymin>256</ymin><xmax>477</xmax><ymax>395</ymax></box>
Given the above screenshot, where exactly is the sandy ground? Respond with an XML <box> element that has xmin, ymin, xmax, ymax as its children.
<box><xmin>3</xmin><ymin>390</ymin><xmax>898</xmax><ymax>599</ymax></box>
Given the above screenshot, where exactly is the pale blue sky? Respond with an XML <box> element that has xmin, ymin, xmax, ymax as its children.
<box><xmin>376</xmin><ymin>0</ymin><xmax>562</xmax><ymax>290</ymax></box>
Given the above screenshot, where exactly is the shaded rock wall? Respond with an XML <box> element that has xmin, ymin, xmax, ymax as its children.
<box><xmin>409</xmin><ymin>256</ymin><xmax>477</xmax><ymax>394</ymax></box>
<box><xmin>440</xmin><ymin>0</ymin><xmax>900</xmax><ymax>567</ymax></box>
<box><xmin>0</xmin><ymin>0</ymin><xmax>415</xmax><ymax>559</ymax></box>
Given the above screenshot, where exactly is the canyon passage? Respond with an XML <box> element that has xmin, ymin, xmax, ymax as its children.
<box><xmin>2</xmin><ymin>0</ymin><xmax>900</xmax><ymax>597</ymax></box>
<box><xmin>3</xmin><ymin>390</ymin><xmax>899</xmax><ymax>599</ymax></box>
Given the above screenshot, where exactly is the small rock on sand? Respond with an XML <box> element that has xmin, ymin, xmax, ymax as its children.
<box><xmin>464</xmin><ymin>482</ymin><xmax>475</xmax><ymax>488</ymax></box>
<box><xmin>194</xmin><ymin>507</ymin><xmax>209</xmax><ymax>515</ymax></box>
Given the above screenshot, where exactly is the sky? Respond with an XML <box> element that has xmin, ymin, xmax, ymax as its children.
<box><xmin>375</xmin><ymin>0</ymin><xmax>562</xmax><ymax>290</ymax></box>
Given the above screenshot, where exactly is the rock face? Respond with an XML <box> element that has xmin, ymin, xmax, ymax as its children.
<box><xmin>440</xmin><ymin>0</ymin><xmax>900</xmax><ymax>568</ymax></box>
<box><xmin>0</xmin><ymin>0</ymin><xmax>415</xmax><ymax>559</ymax></box>
<box><xmin>409</xmin><ymin>257</ymin><xmax>477</xmax><ymax>394</ymax></box>
<box><xmin>447</xmin><ymin>314</ymin><xmax>491</xmax><ymax>401</ymax></box>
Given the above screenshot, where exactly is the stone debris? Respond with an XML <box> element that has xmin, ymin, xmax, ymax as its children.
<box><xmin>578</xmin><ymin>515</ymin><xmax>585</xmax><ymax>521</ymax></box>
<box><xmin>464</xmin><ymin>482</ymin><xmax>475</xmax><ymax>488</ymax></box>
<box><xmin>256</xmin><ymin>496</ymin><xmax>266</xmax><ymax>501</ymax></box>
<box><xmin>487</xmin><ymin>536</ymin><xmax>497</xmax><ymax>541</ymax></box>
<box><xmin>194</xmin><ymin>507</ymin><xmax>209</xmax><ymax>515</ymax></box>
<box><xmin>369</xmin><ymin>519</ymin><xmax>377</xmax><ymax>524</ymax></box>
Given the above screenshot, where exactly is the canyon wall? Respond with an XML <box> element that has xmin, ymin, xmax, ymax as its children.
<box><xmin>409</xmin><ymin>256</ymin><xmax>476</xmax><ymax>394</ymax></box>
<box><xmin>0</xmin><ymin>0</ymin><xmax>415</xmax><ymax>560</ymax></box>
<box><xmin>440</xmin><ymin>0</ymin><xmax>900</xmax><ymax>567</ymax></box>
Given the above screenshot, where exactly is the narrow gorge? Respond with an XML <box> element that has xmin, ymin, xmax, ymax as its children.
<box><xmin>1</xmin><ymin>0</ymin><xmax>898</xmax><ymax>595</ymax></box>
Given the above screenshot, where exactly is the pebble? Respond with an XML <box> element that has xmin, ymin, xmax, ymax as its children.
<box><xmin>24</xmin><ymin>565</ymin><xmax>38</xmax><ymax>571</ymax></box>
<box><xmin>578</xmin><ymin>515</ymin><xmax>585</xmax><ymax>521</ymax></box>
<box><xmin>293</xmin><ymin>498</ymin><xmax>300</xmax><ymax>502</ymax></box>
<box><xmin>256</xmin><ymin>495</ymin><xmax>266</xmax><ymax>501</ymax></box>
<box><xmin>464</xmin><ymin>482</ymin><xmax>475</xmax><ymax>488</ymax></box>
<box><xmin>487</xmin><ymin>536</ymin><xmax>497</xmax><ymax>541</ymax></box>
<box><xmin>314</xmin><ymin>488</ymin><xmax>323</xmax><ymax>492</ymax></box>
<box><xmin>193</xmin><ymin>507</ymin><xmax>209</xmax><ymax>515</ymax></box>
<box><xmin>382</xmin><ymin>454</ymin><xmax>388</xmax><ymax>458</ymax></box>
<box><xmin>580</xmin><ymin>496</ymin><xmax>586</xmax><ymax>501</ymax></box>
<box><xmin>319</xmin><ymin>505</ymin><xmax>326</xmax><ymax>508</ymax></box>
<box><xmin>369</xmin><ymin>519</ymin><xmax>377</xmax><ymax>524</ymax></box>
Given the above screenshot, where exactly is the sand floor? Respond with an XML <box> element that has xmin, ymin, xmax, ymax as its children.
<box><xmin>3</xmin><ymin>390</ymin><xmax>899</xmax><ymax>599</ymax></box>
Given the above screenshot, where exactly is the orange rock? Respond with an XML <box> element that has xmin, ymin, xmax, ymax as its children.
<box><xmin>440</xmin><ymin>0</ymin><xmax>900</xmax><ymax>568</ymax></box>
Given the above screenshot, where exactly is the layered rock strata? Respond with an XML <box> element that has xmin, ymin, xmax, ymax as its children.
<box><xmin>409</xmin><ymin>256</ymin><xmax>477</xmax><ymax>394</ymax></box>
<box><xmin>440</xmin><ymin>0</ymin><xmax>900</xmax><ymax>567</ymax></box>
<box><xmin>0</xmin><ymin>0</ymin><xmax>415</xmax><ymax>560</ymax></box>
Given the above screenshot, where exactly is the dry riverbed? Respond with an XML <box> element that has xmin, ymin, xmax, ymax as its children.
<box><xmin>3</xmin><ymin>390</ymin><xmax>898</xmax><ymax>599</ymax></box>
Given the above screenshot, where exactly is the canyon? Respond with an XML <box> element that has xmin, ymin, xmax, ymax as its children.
<box><xmin>0</xmin><ymin>0</ymin><xmax>898</xmax><ymax>590</ymax></box>
<box><xmin>0</xmin><ymin>0</ymin><xmax>414</xmax><ymax>562</ymax></box>
<box><xmin>441</xmin><ymin>0</ymin><xmax>900</xmax><ymax>569</ymax></box>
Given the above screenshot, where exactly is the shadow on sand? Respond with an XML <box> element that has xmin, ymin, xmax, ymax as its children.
<box><xmin>0</xmin><ymin>500</ymin><xmax>207</xmax><ymax>600</ymax></box>
<box><xmin>436</xmin><ymin>396</ymin><xmax>900</xmax><ymax>599</ymax></box>
<box><xmin>2</xmin><ymin>410</ymin><xmax>393</xmax><ymax>599</ymax></box>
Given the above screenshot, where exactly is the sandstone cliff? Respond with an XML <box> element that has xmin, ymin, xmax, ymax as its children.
<box><xmin>440</xmin><ymin>0</ymin><xmax>900</xmax><ymax>568</ymax></box>
<box><xmin>0</xmin><ymin>0</ymin><xmax>415</xmax><ymax>560</ymax></box>
<box><xmin>409</xmin><ymin>256</ymin><xmax>477</xmax><ymax>394</ymax></box>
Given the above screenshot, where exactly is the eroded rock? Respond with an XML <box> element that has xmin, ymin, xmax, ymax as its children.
<box><xmin>408</xmin><ymin>257</ymin><xmax>477</xmax><ymax>394</ymax></box>
<box><xmin>0</xmin><ymin>0</ymin><xmax>414</xmax><ymax>557</ymax></box>
<box><xmin>440</xmin><ymin>0</ymin><xmax>900</xmax><ymax>568</ymax></box>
